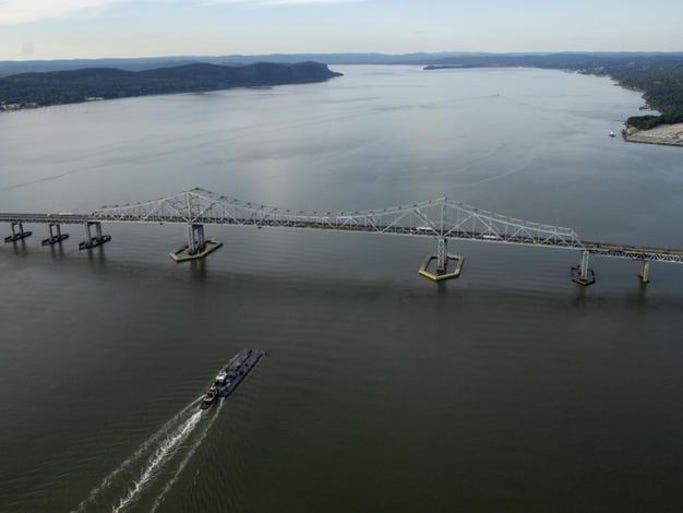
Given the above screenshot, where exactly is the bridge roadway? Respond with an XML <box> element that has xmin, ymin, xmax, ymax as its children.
<box><xmin>1</xmin><ymin>212</ymin><xmax>682</xmax><ymax>264</ymax></box>
<box><xmin>2</xmin><ymin>187</ymin><xmax>682</xmax><ymax>285</ymax></box>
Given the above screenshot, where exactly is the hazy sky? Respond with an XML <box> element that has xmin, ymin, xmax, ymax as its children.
<box><xmin>1</xmin><ymin>0</ymin><xmax>682</xmax><ymax>60</ymax></box>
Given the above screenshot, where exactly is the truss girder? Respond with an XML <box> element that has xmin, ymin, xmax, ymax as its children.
<box><xmin>583</xmin><ymin>242</ymin><xmax>683</xmax><ymax>264</ymax></box>
<box><xmin>2</xmin><ymin>188</ymin><xmax>682</xmax><ymax>264</ymax></box>
<box><xmin>90</xmin><ymin>188</ymin><xmax>585</xmax><ymax>249</ymax></box>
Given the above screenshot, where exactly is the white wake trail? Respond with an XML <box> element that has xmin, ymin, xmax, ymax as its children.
<box><xmin>68</xmin><ymin>397</ymin><xmax>202</xmax><ymax>513</ymax></box>
<box><xmin>148</xmin><ymin>400</ymin><xmax>225</xmax><ymax>513</ymax></box>
<box><xmin>112</xmin><ymin>410</ymin><xmax>203</xmax><ymax>513</ymax></box>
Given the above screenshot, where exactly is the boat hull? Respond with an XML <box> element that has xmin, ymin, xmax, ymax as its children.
<box><xmin>199</xmin><ymin>349</ymin><xmax>265</xmax><ymax>410</ymax></box>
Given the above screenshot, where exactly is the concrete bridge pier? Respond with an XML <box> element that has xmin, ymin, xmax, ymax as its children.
<box><xmin>418</xmin><ymin>237</ymin><xmax>464</xmax><ymax>282</ymax></box>
<box><xmin>571</xmin><ymin>250</ymin><xmax>596</xmax><ymax>286</ymax></box>
<box><xmin>79</xmin><ymin>221</ymin><xmax>111</xmax><ymax>250</ymax></box>
<box><xmin>41</xmin><ymin>223</ymin><xmax>70</xmax><ymax>246</ymax></box>
<box><xmin>4</xmin><ymin>222</ymin><xmax>32</xmax><ymax>243</ymax></box>
<box><xmin>169</xmin><ymin>223</ymin><xmax>222</xmax><ymax>263</ymax></box>
<box><xmin>436</xmin><ymin>237</ymin><xmax>448</xmax><ymax>274</ymax></box>
<box><xmin>639</xmin><ymin>260</ymin><xmax>651</xmax><ymax>284</ymax></box>
<box><xmin>188</xmin><ymin>223</ymin><xmax>205</xmax><ymax>254</ymax></box>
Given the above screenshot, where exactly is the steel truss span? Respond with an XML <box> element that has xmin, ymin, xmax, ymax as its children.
<box><xmin>91</xmin><ymin>188</ymin><xmax>585</xmax><ymax>248</ymax></box>
<box><xmin>2</xmin><ymin>188</ymin><xmax>682</xmax><ymax>284</ymax></box>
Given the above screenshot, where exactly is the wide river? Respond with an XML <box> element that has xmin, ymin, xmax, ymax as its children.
<box><xmin>1</xmin><ymin>66</ymin><xmax>682</xmax><ymax>513</ymax></box>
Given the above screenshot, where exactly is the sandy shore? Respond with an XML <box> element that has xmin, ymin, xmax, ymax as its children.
<box><xmin>623</xmin><ymin>123</ymin><xmax>683</xmax><ymax>147</ymax></box>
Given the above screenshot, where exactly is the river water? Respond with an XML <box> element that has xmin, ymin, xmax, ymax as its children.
<box><xmin>1</xmin><ymin>66</ymin><xmax>682</xmax><ymax>513</ymax></box>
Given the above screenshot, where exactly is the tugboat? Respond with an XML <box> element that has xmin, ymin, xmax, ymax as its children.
<box><xmin>199</xmin><ymin>349</ymin><xmax>265</xmax><ymax>410</ymax></box>
<box><xmin>200</xmin><ymin>385</ymin><xmax>219</xmax><ymax>410</ymax></box>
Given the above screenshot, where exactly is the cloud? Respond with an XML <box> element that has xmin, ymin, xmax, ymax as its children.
<box><xmin>0</xmin><ymin>0</ymin><xmax>133</xmax><ymax>24</ymax></box>
<box><xmin>205</xmin><ymin>0</ymin><xmax>365</xmax><ymax>5</ymax></box>
<box><xmin>0</xmin><ymin>0</ymin><xmax>367</xmax><ymax>24</ymax></box>
<box><xmin>242</xmin><ymin>0</ymin><xmax>365</xmax><ymax>4</ymax></box>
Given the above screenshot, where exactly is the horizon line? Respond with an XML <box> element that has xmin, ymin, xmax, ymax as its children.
<box><xmin>2</xmin><ymin>49</ymin><xmax>683</xmax><ymax>64</ymax></box>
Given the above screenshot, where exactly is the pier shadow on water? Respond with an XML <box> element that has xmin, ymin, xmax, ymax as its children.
<box><xmin>49</xmin><ymin>242</ymin><xmax>66</xmax><ymax>259</ymax></box>
<box><xmin>10</xmin><ymin>239</ymin><xmax>28</xmax><ymax>256</ymax></box>
<box><xmin>189</xmin><ymin>258</ymin><xmax>208</xmax><ymax>283</ymax></box>
<box><xmin>85</xmin><ymin>246</ymin><xmax>108</xmax><ymax>266</ymax></box>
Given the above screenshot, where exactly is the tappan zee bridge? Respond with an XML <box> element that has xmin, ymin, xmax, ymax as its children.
<box><xmin>2</xmin><ymin>187</ymin><xmax>682</xmax><ymax>285</ymax></box>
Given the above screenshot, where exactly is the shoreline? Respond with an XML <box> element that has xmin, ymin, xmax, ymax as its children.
<box><xmin>622</xmin><ymin>123</ymin><xmax>683</xmax><ymax>147</ymax></box>
<box><xmin>0</xmin><ymin>62</ymin><xmax>342</xmax><ymax>114</ymax></box>
<box><xmin>0</xmin><ymin>77</ymin><xmax>340</xmax><ymax>114</ymax></box>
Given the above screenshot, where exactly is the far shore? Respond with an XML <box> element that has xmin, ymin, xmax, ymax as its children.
<box><xmin>623</xmin><ymin>123</ymin><xmax>683</xmax><ymax>147</ymax></box>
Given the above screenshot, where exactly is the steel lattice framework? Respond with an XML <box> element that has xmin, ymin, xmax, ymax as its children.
<box><xmin>90</xmin><ymin>187</ymin><xmax>585</xmax><ymax>250</ymax></box>
<box><xmin>2</xmin><ymin>187</ymin><xmax>683</xmax><ymax>285</ymax></box>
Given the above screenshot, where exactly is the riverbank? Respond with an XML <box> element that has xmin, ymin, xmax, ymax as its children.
<box><xmin>0</xmin><ymin>62</ymin><xmax>342</xmax><ymax>112</ymax></box>
<box><xmin>623</xmin><ymin>123</ymin><xmax>683</xmax><ymax>147</ymax></box>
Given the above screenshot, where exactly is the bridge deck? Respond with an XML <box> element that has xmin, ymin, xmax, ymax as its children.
<box><xmin>2</xmin><ymin>212</ymin><xmax>682</xmax><ymax>264</ymax></box>
<box><xmin>582</xmin><ymin>241</ymin><xmax>683</xmax><ymax>263</ymax></box>
<box><xmin>0</xmin><ymin>213</ymin><xmax>89</xmax><ymax>224</ymax></box>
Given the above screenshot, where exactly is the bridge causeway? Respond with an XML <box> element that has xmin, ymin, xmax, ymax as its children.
<box><xmin>2</xmin><ymin>188</ymin><xmax>682</xmax><ymax>285</ymax></box>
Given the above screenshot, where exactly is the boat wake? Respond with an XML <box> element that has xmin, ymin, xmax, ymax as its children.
<box><xmin>148</xmin><ymin>402</ymin><xmax>223</xmax><ymax>513</ymax></box>
<box><xmin>69</xmin><ymin>398</ymin><xmax>222</xmax><ymax>513</ymax></box>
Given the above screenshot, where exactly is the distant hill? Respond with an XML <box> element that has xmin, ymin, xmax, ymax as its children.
<box><xmin>0</xmin><ymin>61</ymin><xmax>342</xmax><ymax>110</ymax></box>
<box><xmin>2</xmin><ymin>51</ymin><xmax>682</xmax><ymax>77</ymax></box>
<box><xmin>0</xmin><ymin>53</ymin><xmax>474</xmax><ymax>77</ymax></box>
<box><xmin>424</xmin><ymin>52</ymin><xmax>683</xmax><ymax>69</ymax></box>
<box><xmin>3</xmin><ymin>52</ymin><xmax>683</xmax><ymax>130</ymax></box>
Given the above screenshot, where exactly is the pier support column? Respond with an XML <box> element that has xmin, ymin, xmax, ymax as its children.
<box><xmin>639</xmin><ymin>260</ymin><xmax>651</xmax><ymax>284</ymax></box>
<box><xmin>187</xmin><ymin>224</ymin><xmax>206</xmax><ymax>255</ymax></box>
<box><xmin>436</xmin><ymin>238</ymin><xmax>448</xmax><ymax>274</ymax></box>
<box><xmin>79</xmin><ymin>221</ymin><xmax>111</xmax><ymax>250</ymax></box>
<box><xmin>4</xmin><ymin>222</ymin><xmax>32</xmax><ymax>243</ymax></box>
<box><xmin>571</xmin><ymin>250</ymin><xmax>596</xmax><ymax>286</ymax></box>
<box><xmin>169</xmin><ymin>223</ymin><xmax>222</xmax><ymax>263</ymax></box>
<box><xmin>418</xmin><ymin>237</ymin><xmax>464</xmax><ymax>282</ymax></box>
<box><xmin>41</xmin><ymin>223</ymin><xmax>70</xmax><ymax>246</ymax></box>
